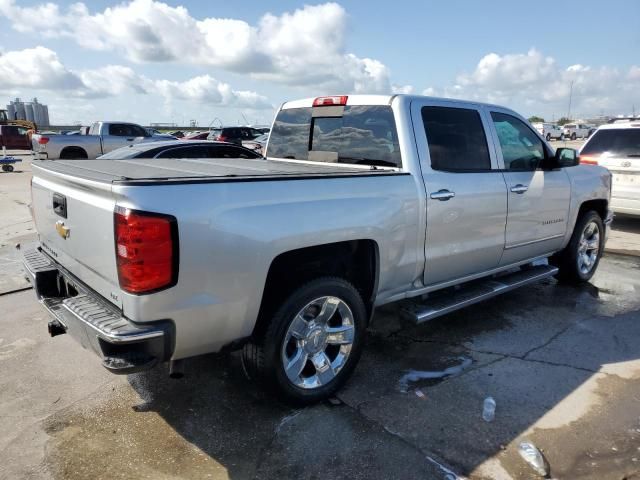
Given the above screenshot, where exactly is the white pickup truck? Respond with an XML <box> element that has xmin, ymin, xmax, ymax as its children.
<box><xmin>31</xmin><ymin>121</ymin><xmax>173</xmax><ymax>160</ymax></box>
<box><xmin>23</xmin><ymin>94</ymin><xmax>612</xmax><ymax>404</ymax></box>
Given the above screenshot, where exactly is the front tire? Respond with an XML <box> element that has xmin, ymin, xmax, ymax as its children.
<box><xmin>546</xmin><ymin>133</ymin><xmax>551</xmax><ymax>141</ymax></box>
<box><xmin>571</xmin><ymin>132</ymin><xmax>577</xmax><ymax>140</ymax></box>
<box><xmin>243</xmin><ymin>277</ymin><xmax>367</xmax><ymax>405</ymax></box>
<box><xmin>551</xmin><ymin>211</ymin><xmax>604</xmax><ymax>283</ymax></box>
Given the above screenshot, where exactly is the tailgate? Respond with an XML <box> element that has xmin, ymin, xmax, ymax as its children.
<box><xmin>600</xmin><ymin>157</ymin><xmax>640</xmax><ymax>199</ymax></box>
<box><xmin>31</xmin><ymin>165</ymin><xmax>121</xmax><ymax>308</ymax></box>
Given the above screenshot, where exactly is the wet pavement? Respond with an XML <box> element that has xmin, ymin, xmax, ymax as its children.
<box><xmin>1</xmin><ymin>153</ymin><xmax>640</xmax><ymax>479</ymax></box>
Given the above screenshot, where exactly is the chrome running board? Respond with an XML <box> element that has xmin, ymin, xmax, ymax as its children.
<box><xmin>402</xmin><ymin>264</ymin><xmax>558</xmax><ymax>324</ymax></box>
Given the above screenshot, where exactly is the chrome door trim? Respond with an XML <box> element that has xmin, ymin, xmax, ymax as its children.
<box><xmin>503</xmin><ymin>233</ymin><xmax>565</xmax><ymax>250</ymax></box>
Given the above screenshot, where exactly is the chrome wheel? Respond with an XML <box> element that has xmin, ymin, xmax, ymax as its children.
<box><xmin>577</xmin><ymin>221</ymin><xmax>600</xmax><ymax>275</ymax></box>
<box><xmin>281</xmin><ymin>296</ymin><xmax>355</xmax><ymax>389</ymax></box>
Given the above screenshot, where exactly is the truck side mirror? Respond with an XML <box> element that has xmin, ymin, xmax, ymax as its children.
<box><xmin>551</xmin><ymin>148</ymin><xmax>578</xmax><ymax>168</ymax></box>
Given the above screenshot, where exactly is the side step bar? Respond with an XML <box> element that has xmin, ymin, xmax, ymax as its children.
<box><xmin>402</xmin><ymin>264</ymin><xmax>558</xmax><ymax>324</ymax></box>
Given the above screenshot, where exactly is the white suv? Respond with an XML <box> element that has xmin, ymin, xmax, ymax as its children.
<box><xmin>563</xmin><ymin>123</ymin><xmax>591</xmax><ymax>140</ymax></box>
<box><xmin>580</xmin><ymin>120</ymin><xmax>640</xmax><ymax>216</ymax></box>
<box><xmin>533</xmin><ymin>122</ymin><xmax>564</xmax><ymax>141</ymax></box>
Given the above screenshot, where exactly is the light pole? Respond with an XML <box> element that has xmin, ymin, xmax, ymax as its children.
<box><xmin>567</xmin><ymin>80</ymin><xmax>574</xmax><ymax>121</ymax></box>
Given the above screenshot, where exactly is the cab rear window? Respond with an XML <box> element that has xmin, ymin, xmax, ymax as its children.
<box><xmin>267</xmin><ymin>105</ymin><xmax>402</xmax><ymax>168</ymax></box>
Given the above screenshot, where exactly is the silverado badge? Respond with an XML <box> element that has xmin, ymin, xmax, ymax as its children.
<box><xmin>55</xmin><ymin>220</ymin><xmax>70</xmax><ymax>239</ymax></box>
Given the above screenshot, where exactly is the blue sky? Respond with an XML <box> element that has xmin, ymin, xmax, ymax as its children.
<box><xmin>1</xmin><ymin>0</ymin><xmax>638</xmax><ymax>125</ymax></box>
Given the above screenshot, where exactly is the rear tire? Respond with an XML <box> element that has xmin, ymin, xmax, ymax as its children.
<box><xmin>551</xmin><ymin>211</ymin><xmax>604</xmax><ymax>283</ymax></box>
<box><xmin>1</xmin><ymin>165</ymin><xmax>13</xmax><ymax>172</ymax></box>
<box><xmin>242</xmin><ymin>277</ymin><xmax>367</xmax><ymax>405</ymax></box>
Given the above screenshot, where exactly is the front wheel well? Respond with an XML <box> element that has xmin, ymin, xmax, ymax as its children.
<box><xmin>578</xmin><ymin>199</ymin><xmax>608</xmax><ymax>222</ymax></box>
<box><xmin>253</xmin><ymin>240</ymin><xmax>379</xmax><ymax>338</ymax></box>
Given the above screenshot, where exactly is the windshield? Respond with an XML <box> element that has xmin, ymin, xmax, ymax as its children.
<box><xmin>267</xmin><ymin>105</ymin><xmax>402</xmax><ymax>168</ymax></box>
<box><xmin>581</xmin><ymin>129</ymin><xmax>640</xmax><ymax>157</ymax></box>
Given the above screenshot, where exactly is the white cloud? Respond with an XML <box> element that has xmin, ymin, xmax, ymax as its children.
<box><xmin>0</xmin><ymin>0</ymin><xmax>392</xmax><ymax>93</ymax></box>
<box><xmin>0</xmin><ymin>47</ymin><xmax>272</xmax><ymax>109</ymax></box>
<box><xmin>153</xmin><ymin>75</ymin><xmax>271</xmax><ymax>108</ymax></box>
<box><xmin>423</xmin><ymin>49</ymin><xmax>640</xmax><ymax>117</ymax></box>
<box><xmin>0</xmin><ymin>46</ymin><xmax>83</xmax><ymax>90</ymax></box>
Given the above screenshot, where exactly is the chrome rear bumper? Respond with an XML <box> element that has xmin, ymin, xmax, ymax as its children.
<box><xmin>22</xmin><ymin>244</ymin><xmax>173</xmax><ymax>374</ymax></box>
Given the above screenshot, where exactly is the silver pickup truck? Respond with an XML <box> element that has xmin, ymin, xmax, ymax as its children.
<box><xmin>31</xmin><ymin>121</ymin><xmax>172</xmax><ymax>160</ymax></box>
<box><xmin>23</xmin><ymin>94</ymin><xmax>612</xmax><ymax>404</ymax></box>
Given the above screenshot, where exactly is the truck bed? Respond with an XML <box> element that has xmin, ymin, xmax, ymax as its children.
<box><xmin>32</xmin><ymin>157</ymin><xmax>400</xmax><ymax>184</ymax></box>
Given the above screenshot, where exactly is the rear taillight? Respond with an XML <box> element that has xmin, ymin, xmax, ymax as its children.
<box><xmin>114</xmin><ymin>207</ymin><xmax>178</xmax><ymax>294</ymax></box>
<box><xmin>579</xmin><ymin>155</ymin><xmax>599</xmax><ymax>165</ymax></box>
<box><xmin>38</xmin><ymin>136</ymin><xmax>49</xmax><ymax>145</ymax></box>
<box><xmin>313</xmin><ymin>95</ymin><xmax>348</xmax><ymax>106</ymax></box>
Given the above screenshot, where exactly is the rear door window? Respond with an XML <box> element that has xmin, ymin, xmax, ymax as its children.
<box><xmin>581</xmin><ymin>129</ymin><xmax>640</xmax><ymax>157</ymax></box>
<box><xmin>421</xmin><ymin>106</ymin><xmax>491</xmax><ymax>171</ymax></box>
<box><xmin>155</xmin><ymin>146</ymin><xmax>211</xmax><ymax>158</ymax></box>
<box><xmin>209</xmin><ymin>145</ymin><xmax>261</xmax><ymax>159</ymax></box>
<box><xmin>268</xmin><ymin>105</ymin><xmax>402</xmax><ymax>168</ymax></box>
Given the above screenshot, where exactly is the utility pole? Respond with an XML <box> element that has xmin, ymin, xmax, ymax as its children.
<box><xmin>567</xmin><ymin>80</ymin><xmax>574</xmax><ymax>120</ymax></box>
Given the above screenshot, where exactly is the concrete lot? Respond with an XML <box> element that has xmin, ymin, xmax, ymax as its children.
<box><xmin>1</xmin><ymin>151</ymin><xmax>640</xmax><ymax>479</ymax></box>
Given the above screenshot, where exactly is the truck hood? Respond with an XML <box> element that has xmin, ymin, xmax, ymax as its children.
<box><xmin>32</xmin><ymin>157</ymin><xmax>396</xmax><ymax>184</ymax></box>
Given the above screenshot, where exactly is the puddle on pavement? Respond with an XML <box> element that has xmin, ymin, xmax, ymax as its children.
<box><xmin>487</xmin><ymin>373</ymin><xmax>640</xmax><ymax>480</ymax></box>
<box><xmin>41</xmin><ymin>356</ymin><xmax>291</xmax><ymax>480</ymax></box>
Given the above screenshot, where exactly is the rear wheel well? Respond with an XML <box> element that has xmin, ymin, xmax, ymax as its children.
<box><xmin>578</xmin><ymin>199</ymin><xmax>607</xmax><ymax>222</ymax></box>
<box><xmin>253</xmin><ymin>240</ymin><xmax>379</xmax><ymax>338</ymax></box>
<box><xmin>59</xmin><ymin>146</ymin><xmax>88</xmax><ymax>159</ymax></box>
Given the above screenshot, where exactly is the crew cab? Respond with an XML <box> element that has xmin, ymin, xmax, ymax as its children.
<box><xmin>563</xmin><ymin>123</ymin><xmax>591</xmax><ymax>140</ymax></box>
<box><xmin>23</xmin><ymin>95</ymin><xmax>612</xmax><ymax>404</ymax></box>
<box><xmin>31</xmin><ymin>121</ymin><xmax>170</xmax><ymax>160</ymax></box>
<box><xmin>532</xmin><ymin>122</ymin><xmax>564</xmax><ymax>141</ymax></box>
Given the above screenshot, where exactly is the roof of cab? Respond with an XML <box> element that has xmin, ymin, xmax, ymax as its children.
<box><xmin>280</xmin><ymin>94</ymin><xmax>512</xmax><ymax>112</ymax></box>
<box><xmin>597</xmin><ymin>119</ymin><xmax>640</xmax><ymax>130</ymax></box>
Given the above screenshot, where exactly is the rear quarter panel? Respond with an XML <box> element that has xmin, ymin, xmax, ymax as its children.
<box><xmin>113</xmin><ymin>173</ymin><xmax>422</xmax><ymax>359</ymax></box>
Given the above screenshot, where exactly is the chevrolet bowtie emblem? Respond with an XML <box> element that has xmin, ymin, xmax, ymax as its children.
<box><xmin>55</xmin><ymin>220</ymin><xmax>70</xmax><ymax>239</ymax></box>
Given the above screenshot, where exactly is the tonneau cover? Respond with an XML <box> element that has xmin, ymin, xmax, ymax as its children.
<box><xmin>32</xmin><ymin>157</ymin><xmax>396</xmax><ymax>184</ymax></box>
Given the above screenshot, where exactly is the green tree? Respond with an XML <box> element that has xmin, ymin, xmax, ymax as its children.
<box><xmin>556</xmin><ymin>117</ymin><xmax>572</xmax><ymax>126</ymax></box>
<box><xmin>528</xmin><ymin>115</ymin><xmax>545</xmax><ymax>123</ymax></box>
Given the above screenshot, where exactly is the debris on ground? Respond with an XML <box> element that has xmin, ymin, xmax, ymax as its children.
<box><xmin>518</xmin><ymin>441</ymin><xmax>550</xmax><ymax>477</ymax></box>
<box><xmin>482</xmin><ymin>396</ymin><xmax>496</xmax><ymax>422</ymax></box>
<box><xmin>398</xmin><ymin>356</ymin><xmax>472</xmax><ymax>392</ymax></box>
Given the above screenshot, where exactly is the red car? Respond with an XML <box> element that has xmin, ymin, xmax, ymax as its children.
<box><xmin>0</xmin><ymin>125</ymin><xmax>31</xmax><ymax>150</ymax></box>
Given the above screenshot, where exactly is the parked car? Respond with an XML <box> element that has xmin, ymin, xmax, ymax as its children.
<box><xmin>563</xmin><ymin>123</ymin><xmax>591</xmax><ymax>140</ymax></box>
<box><xmin>207</xmin><ymin>126</ymin><xmax>264</xmax><ymax>144</ymax></box>
<box><xmin>0</xmin><ymin>125</ymin><xmax>31</xmax><ymax>150</ymax></box>
<box><xmin>579</xmin><ymin>120</ymin><xmax>640</xmax><ymax>216</ymax></box>
<box><xmin>97</xmin><ymin>140</ymin><xmax>263</xmax><ymax>160</ymax></box>
<box><xmin>533</xmin><ymin>122</ymin><xmax>564</xmax><ymax>141</ymax></box>
<box><xmin>182</xmin><ymin>131</ymin><xmax>211</xmax><ymax>141</ymax></box>
<box><xmin>31</xmin><ymin>121</ymin><xmax>169</xmax><ymax>159</ymax></box>
<box><xmin>242</xmin><ymin>133</ymin><xmax>269</xmax><ymax>155</ymax></box>
<box><xmin>23</xmin><ymin>94</ymin><xmax>611</xmax><ymax>404</ymax></box>
<box><xmin>145</xmin><ymin>128</ymin><xmax>177</xmax><ymax>140</ymax></box>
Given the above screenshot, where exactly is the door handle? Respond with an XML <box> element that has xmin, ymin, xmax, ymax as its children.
<box><xmin>126</xmin><ymin>138</ymin><xmax>134</xmax><ymax>141</ymax></box>
<box><xmin>430</xmin><ymin>189</ymin><xmax>455</xmax><ymax>201</ymax></box>
<box><xmin>510</xmin><ymin>184</ymin><xmax>528</xmax><ymax>194</ymax></box>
